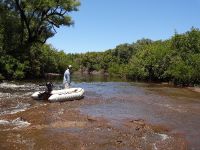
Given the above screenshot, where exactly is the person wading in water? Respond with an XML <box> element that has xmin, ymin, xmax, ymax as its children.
<box><xmin>63</xmin><ymin>65</ymin><xmax>72</xmax><ymax>88</ymax></box>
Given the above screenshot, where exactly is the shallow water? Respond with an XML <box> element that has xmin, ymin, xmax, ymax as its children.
<box><xmin>78</xmin><ymin>82</ymin><xmax>200</xmax><ymax>149</ymax></box>
<box><xmin>0</xmin><ymin>76</ymin><xmax>200</xmax><ymax>149</ymax></box>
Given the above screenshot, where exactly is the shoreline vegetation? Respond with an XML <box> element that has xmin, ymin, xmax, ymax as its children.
<box><xmin>0</xmin><ymin>28</ymin><xmax>200</xmax><ymax>87</ymax></box>
<box><xmin>0</xmin><ymin>1</ymin><xmax>200</xmax><ymax>87</ymax></box>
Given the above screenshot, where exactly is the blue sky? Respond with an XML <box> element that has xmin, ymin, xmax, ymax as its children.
<box><xmin>47</xmin><ymin>0</ymin><xmax>200</xmax><ymax>53</ymax></box>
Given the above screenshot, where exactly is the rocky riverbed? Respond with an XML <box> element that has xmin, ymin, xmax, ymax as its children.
<box><xmin>0</xmin><ymin>80</ymin><xmax>199</xmax><ymax>150</ymax></box>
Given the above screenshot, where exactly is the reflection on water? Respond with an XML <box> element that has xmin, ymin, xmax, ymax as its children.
<box><xmin>0</xmin><ymin>74</ymin><xmax>200</xmax><ymax>149</ymax></box>
<box><xmin>72</xmin><ymin>74</ymin><xmax>125</xmax><ymax>82</ymax></box>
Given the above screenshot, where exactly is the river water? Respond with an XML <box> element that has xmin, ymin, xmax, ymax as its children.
<box><xmin>0</xmin><ymin>75</ymin><xmax>200</xmax><ymax>149</ymax></box>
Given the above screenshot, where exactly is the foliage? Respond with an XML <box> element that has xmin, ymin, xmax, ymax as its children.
<box><xmin>1</xmin><ymin>0</ymin><xmax>80</xmax><ymax>48</ymax></box>
<box><xmin>0</xmin><ymin>0</ymin><xmax>80</xmax><ymax>79</ymax></box>
<box><xmin>165</xmin><ymin>28</ymin><xmax>200</xmax><ymax>85</ymax></box>
<box><xmin>128</xmin><ymin>40</ymin><xmax>172</xmax><ymax>81</ymax></box>
<box><xmin>166</xmin><ymin>56</ymin><xmax>195</xmax><ymax>85</ymax></box>
<box><xmin>0</xmin><ymin>74</ymin><xmax>5</xmax><ymax>81</ymax></box>
<box><xmin>0</xmin><ymin>0</ymin><xmax>199</xmax><ymax>86</ymax></box>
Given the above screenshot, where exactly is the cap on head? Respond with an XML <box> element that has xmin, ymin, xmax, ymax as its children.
<box><xmin>68</xmin><ymin>65</ymin><xmax>72</xmax><ymax>68</ymax></box>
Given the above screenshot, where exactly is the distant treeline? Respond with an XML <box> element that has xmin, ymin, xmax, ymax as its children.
<box><xmin>0</xmin><ymin>1</ymin><xmax>200</xmax><ymax>86</ymax></box>
<box><xmin>72</xmin><ymin>28</ymin><xmax>200</xmax><ymax>86</ymax></box>
<box><xmin>1</xmin><ymin>27</ymin><xmax>200</xmax><ymax>86</ymax></box>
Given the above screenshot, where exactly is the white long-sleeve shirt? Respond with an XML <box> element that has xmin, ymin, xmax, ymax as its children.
<box><xmin>63</xmin><ymin>69</ymin><xmax>70</xmax><ymax>84</ymax></box>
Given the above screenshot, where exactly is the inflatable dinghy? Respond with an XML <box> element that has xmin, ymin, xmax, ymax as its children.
<box><xmin>31</xmin><ymin>88</ymin><xmax>84</xmax><ymax>102</ymax></box>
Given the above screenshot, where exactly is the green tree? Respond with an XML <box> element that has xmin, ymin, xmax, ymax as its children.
<box><xmin>166</xmin><ymin>28</ymin><xmax>200</xmax><ymax>85</ymax></box>
<box><xmin>1</xmin><ymin>0</ymin><xmax>80</xmax><ymax>49</ymax></box>
<box><xmin>0</xmin><ymin>0</ymin><xmax>80</xmax><ymax>79</ymax></box>
<box><xmin>128</xmin><ymin>40</ymin><xmax>172</xmax><ymax>81</ymax></box>
<box><xmin>111</xmin><ymin>43</ymin><xmax>135</xmax><ymax>64</ymax></box>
